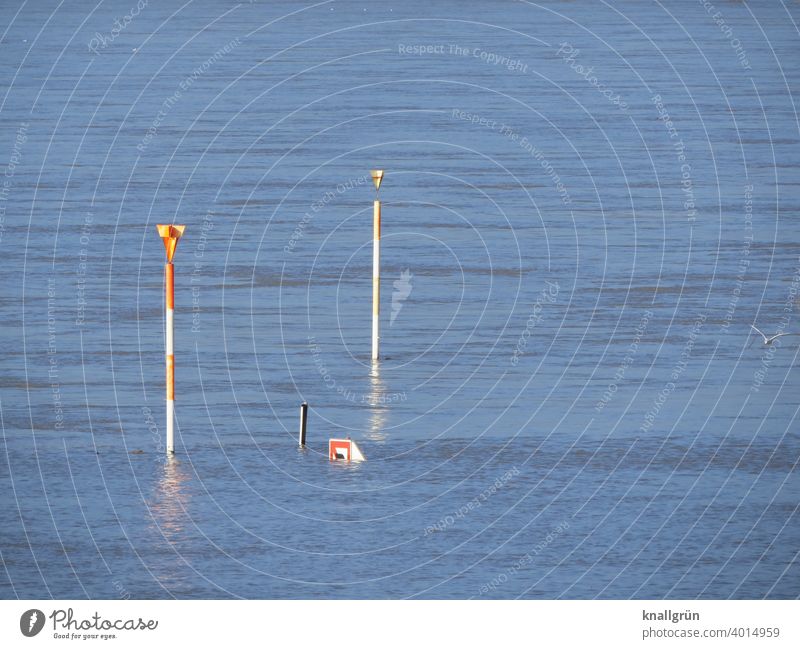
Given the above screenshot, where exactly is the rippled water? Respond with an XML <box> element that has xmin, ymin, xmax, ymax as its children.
<box><xmin>1</xmin><ymin>0</ymin><xmax>798</xmax><ymax>599</ymax></box>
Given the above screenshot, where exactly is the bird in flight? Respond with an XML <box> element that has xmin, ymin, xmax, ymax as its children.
<box><xmin>750</xmin><ymin>324</ymin><xmax>800</xmax><ymax>346</ymax></box>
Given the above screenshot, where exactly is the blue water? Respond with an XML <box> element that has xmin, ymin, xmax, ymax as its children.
<box><xmin>1</xmin><ymin>0</ymin><xmax>798</xmax><ymax>599</ymax></box>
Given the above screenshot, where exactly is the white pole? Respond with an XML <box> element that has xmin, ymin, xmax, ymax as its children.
<box><xmin>372</xmin><ymin>198</ymin><xmax>380</xmax><ymax>361</ymax></box>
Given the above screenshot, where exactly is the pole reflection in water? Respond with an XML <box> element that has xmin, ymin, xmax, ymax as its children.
<box><xmin>366</xmin><ymin>361</ymin><xmax>388</xmax><ymax>441</ymax></box>
<box><xmin>150</xmin><ymin>457</ymin><xmax>190</xmax><ymax>540</ymax></box>
<box><xmin>146</xmin><ymin>457</ymin><xmax>198</xmax><ymax>595</ymax></box>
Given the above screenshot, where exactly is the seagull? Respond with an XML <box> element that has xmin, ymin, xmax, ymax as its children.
<box><xmin>750</xmin><ymin>324</ymin><xmax>800</xmax><ymax>346</ymax></box>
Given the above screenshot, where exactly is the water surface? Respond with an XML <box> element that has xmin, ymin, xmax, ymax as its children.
<box><xmin>0</xmin><ymin>0</ymin><xmax>798</xmax><ymax>598</ymax></box>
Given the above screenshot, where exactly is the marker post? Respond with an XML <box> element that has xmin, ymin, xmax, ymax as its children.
<box><xmin>370</xmin><ymin>170</ymin><xmax>384</xmax><ymax>361</ymax></box>
<box><xmin>299</xmin><ymin>402</ymin><xmax>308</xmax><ymax>448</ymax></box>
<box><xmin>156</xmin><ymin>224</ymin><xmax>185</xmax><ymax>455</ymax></box>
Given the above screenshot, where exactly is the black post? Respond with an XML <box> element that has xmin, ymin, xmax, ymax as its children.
<box><xmin>299</xmin><ymin>402</ymin><xmax>308</xmax><ymax>448</ymax></box>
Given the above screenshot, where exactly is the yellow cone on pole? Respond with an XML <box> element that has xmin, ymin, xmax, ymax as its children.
<box><xmin>370</xmin><ymin>169</ymin><xmax>384</xmax><ymax>192</ymax></box>
<box><xmin>157</xmin><ymin>224</ymin><xmax>185</xmax><ymax>262</ymax></box>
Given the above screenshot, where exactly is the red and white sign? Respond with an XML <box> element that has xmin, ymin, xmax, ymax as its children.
<box><xmin>328</xmin><ymin>438</ymin><xmax>366</xmax><ymax>462</ymax></box>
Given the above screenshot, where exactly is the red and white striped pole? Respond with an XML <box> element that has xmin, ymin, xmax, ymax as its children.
<box><xmin>157</xmin><ymin>224</ymin><xmax>185</xmax><ymax>455</ymax></box>
<box><xmin>370</xmin><ymin>170</ymin><xmax>384</xmax><ymax>361</ymax></box>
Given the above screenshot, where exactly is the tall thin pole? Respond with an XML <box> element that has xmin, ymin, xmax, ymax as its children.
<box><xmin>157</xmin><ymin>224</ymin><xmax>185</xmax><ymax>455</ymax></box>
<box><xmin>372</xmin><ymin>199</ymin><xmax>380</xmax><ymax>360</ymax></box>
<box><xmin>165</xmin><ymin>262</ymin><xmax>175</xmax><ymax>454</ymax></box>
<box><xmin>370</xmin><ymin>170</ymin><xmax>384</xmax><ymax>361</ymax></box>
